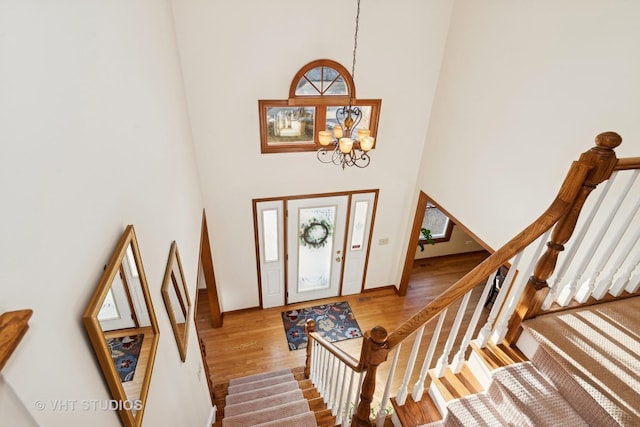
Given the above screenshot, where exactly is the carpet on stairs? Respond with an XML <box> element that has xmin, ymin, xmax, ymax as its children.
<box><xmin>441</xmin><ymin>362</ymin><xmax>589</xmax><ymax>426</ymax></box>
<box><xmin>222</xmin><ymin>368</ymin><xmax>316</xmax><ymax>427</ymax></box>
<box><xmin>523</xmin><ymin>296</ymin><xmax>640</xmax><ymax>426</ymax></box>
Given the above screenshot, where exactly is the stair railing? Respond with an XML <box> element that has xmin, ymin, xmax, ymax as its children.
<box><xmin>304</xmin><ymin>132</ymin><xmax>638</xmax><ymax>427</ymax></box>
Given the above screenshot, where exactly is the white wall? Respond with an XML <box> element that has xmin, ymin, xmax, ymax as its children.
<box><xmin>171</xmin><ymin>0</ymin><xmax>455</xmax><ymax>311</ymax></box>
<box><xmin>0</xmin><ymin>1</ymin><xmax>211</xmax><ymax>426</ymax></box>
<box><xmin>418</xmin><ymin>0</ymin><xmax>640</xmax><ymax>252</ymax></box>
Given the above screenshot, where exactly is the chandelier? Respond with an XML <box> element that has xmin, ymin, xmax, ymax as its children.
<box><xmin>317</xmin><ymin>0</ymin><xmax>374</xmax><ymax>169</ymax></box>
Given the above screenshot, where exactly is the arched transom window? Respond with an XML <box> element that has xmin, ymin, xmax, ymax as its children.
<box><xmin>259</xmin><ymin>59</ymin><xmax>381</xmax><ymax>154</ymax></box>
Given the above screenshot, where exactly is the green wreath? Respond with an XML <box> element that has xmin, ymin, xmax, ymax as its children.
<box><xmin>300</xmin><ymin>217</ymin><xmax>333</xmax><ymax>249</ymax></box>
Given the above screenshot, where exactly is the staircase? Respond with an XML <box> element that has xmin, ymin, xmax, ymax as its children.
<box><xmin>216</xmin><ymin>367</ymin><xmax>337</xmax><ymax>427</ymax></box>
<box><xmin>208</xmin><ymin>133</ymin><xmax>640</xmax><ymax>427</ymax></box>
<box><xmin>406</xmin><ymin>296</ymin><xmax>640</xmax><ymax>426</ymax></box>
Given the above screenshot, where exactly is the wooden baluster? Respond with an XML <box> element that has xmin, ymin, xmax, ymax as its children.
<box><xmin>608</xmin><ymin>221</ymin><xmax>640</xmax><ymax>296</ymax></box>
<box><xmin>451</xmin><ymin>271</ymin><xmax>497</xmax><ymax>373</ymax></box>
<box><xmin>352</xmin><ymin>326</ymin><xmax>389</xmax><ymax>427</ymax></box>
<box><xmin>332</xmin><ymin>362</ymin><xmax>345</xmax><ymax>416</ymax></box>
<box><xmin>477</xmin><ymin>253</ymin><xmax>522</xmax><ymax>347</ymax></box>
<box><xmin>543</xmin><ymin>175</ymin><xmax>615</xmax><ymax>309</ymax></box>
<box><xmin>412</xmin><ymin>310</ymin><xmax>447</xmax><ymax>401</ymax></box>
<box><xmin>335</xmin><ymin>362</ymin><xmax>349</xmax><ymax>422</ymax></box>
<box><xmin>506</xmin><ymin>132</ymin><xmax>622</xmax><ymax>345</ymax></box>
<box><xmin>434</xmin><ymin>291</ymin><xmax>471</xmax><ymax>377</ymax></box>
<box><xmin>395</xmin><ymin>325</ymin><xmax>423</xmax><ymax>405</ymax></box>
<box><xmin>590</xmin><ymin>171</ymin><xmax>640</xmax><ymax>300</ymax></box>
<box><xmin>493</xmin><ymin>231</ymin><xmax>550</xmax><ymax>344</ymax></box>
<box><xmin>618</xmin><ymin>256</ymin><xmax>640</xmax><ymax>294</ymax></box>
<box><xmin>376</xmin><ymin>345</ymin><xmax>402</xmax><ymax>427</ymax></box>
<box><xmin>305</xmin><ymin>319</ymin><xmax>315</xmax><ymax>378</ymax></box>
<box><xmin>626</xmin><ymin>261</ymin><xmax>640</xmax><ymax>294</ymax></box>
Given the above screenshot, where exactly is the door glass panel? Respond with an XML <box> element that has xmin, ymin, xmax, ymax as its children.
<box><xmin>262</xmin><ymin>209</ymin><xmax>279</xmax><ymax>262</ymax></box>
<box><xmin>297</xmin><ymin>205</ymin><xmax>336</xmax><ymax>292</ymax></box>
<box><xmin>350</xmin><ymin>200</ymin><xmax>369</xmax><ymax>250</ymax></box>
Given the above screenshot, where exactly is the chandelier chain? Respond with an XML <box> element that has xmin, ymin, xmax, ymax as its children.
<box><xmin>351</xmin><ymin>0</ymin><xmax>361</xmax><ymax>84</ymax></box>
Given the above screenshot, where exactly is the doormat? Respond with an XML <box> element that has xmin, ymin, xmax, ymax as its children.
<box><xmin>281</xmin><ymin>301</ymin><xmax>362</xmax><ymax>351</ymax></box>
<box><xmin>106</xmin><ymin>334</ymin><xmax>144</xmax><ymax>382</ymax></box>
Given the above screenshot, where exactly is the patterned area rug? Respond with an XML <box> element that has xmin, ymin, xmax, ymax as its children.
<box><xmin>106</xmin><ymin>334</ymin><xmax>144</xmax><ymax>382</ymax></box>
<box><xmin>281</xmin><ymin>301</ymin><xmax>362</xmax><ymax>351</ymax></box>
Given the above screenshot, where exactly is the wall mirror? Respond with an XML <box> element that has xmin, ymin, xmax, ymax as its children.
<box><xmin>83</xmin><ymin>225</ymin><xmax>159</xmax><ymax>427</ymax></box>
<box><xmin>161</xmin><ymin>241</ymin><xmax>191</xmax><ymax>362</ymax></box>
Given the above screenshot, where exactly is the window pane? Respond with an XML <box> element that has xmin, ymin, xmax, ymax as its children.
<box><xmin>295</xmin><ymin>66</ymin><xmax>348</xmax><ymax>95</ymax></box>
<box><xmin>421</xmin><ymin>203</ymin><xmax>450</xmax><ymax>238</ymax></box>
<box><xmin>350</xmin><ymin>201</ymin><xmax>369</xmax><ymax>250</ymax></box>
<box><xmin>326</xmin><ymin>106</ymin><xmax>373</xmax><ymax>138</ymax></box>
<box><xmin>262</xmin><ymin>209</ymin><xmax>279</xmax><ymax>262</ymax></box>
<box><xmin>266</xmin><ymin>107</ymin><xmax>315</xmax><ymax>144</ymax></box>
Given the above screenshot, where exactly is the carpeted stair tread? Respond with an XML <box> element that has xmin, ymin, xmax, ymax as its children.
<box><xmin>251</xmin><ymin>410</ymin><xmax>317</xmax><ymax>427</ymax></box>
<box><xmin>488</xmin><ymin>361</ymin><xmax>588</xmax><ymax>426</ymax></box>
<box><xmin>224</xmin><ymin>389</ymin><xmax>304</xmax><ymax>417</ymax></box>
<box><xmin>227</xmin><ymin>372</ymin><xmax>294</xmax><ymax>394</ymax></box>
<box><xmin>228</xmin><ymin>368</ymin><xmax>292</xmax><ymax>386</ymax></box>
<box><xmin>221</xmin><ymin>399</ymin><xmax>311</xmax><ymax>427</ymax></box>
<box><xmin>444</xmin><ymin>392</ymin><xmax>508</xmax><ymax>426</ymax></box>
<box><xmin>522</xmin><ymin>297</ymin><xmax>640</xmax><ymax>426</ymax></box>
<box><xmin>225</xmin><ymin>380</ymin><xmax>300</xmax><ymax>406</ymax></box>
<box><xmin>530</xmin><ymin>346</ymin><xmax>620</xmax><ymax>427</ymax></box>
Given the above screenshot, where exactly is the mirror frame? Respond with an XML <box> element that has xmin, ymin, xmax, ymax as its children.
<box><xmin>82</xmin><ymin>225</ymin><xmax>160</xmax><ymax>427</ymax></box>
<box><xmin>161</xmin><ymin>241</ymin><xmax>192</xmax><ymax>362</ymax></box>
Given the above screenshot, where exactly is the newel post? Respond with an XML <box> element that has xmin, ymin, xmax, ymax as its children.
<box><xmin>352</xmin><ymin>326</ymin><xmax>389</xmax><ymax>427</ymax></box>
<box><xmin>506</xmin><ymin>132</ymin><xmax>622</xmax><ymax>344</ymax></box>
<box><xmin>304</xmin><ymin>319</ymin><xmax>316</xmax><ymax>379</ymax></box>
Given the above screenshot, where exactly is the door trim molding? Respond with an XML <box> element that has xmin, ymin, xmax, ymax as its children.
<box><xmin>253</xmin><ymin>189</ymin><xmax>379</xmax><ymax>307</ymax></box>
<box><xmin>200</xmin><ymin>209</ymin><xmax>223</xmax><ymax>327</ymax></box>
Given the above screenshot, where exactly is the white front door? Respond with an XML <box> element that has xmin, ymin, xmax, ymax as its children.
<box><xmin>286</xmin><ymin>195</ymin><xmax>349</xmax><ymax>303</ymax></box>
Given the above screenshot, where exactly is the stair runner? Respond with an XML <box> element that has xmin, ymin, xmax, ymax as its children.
<box><xmin>221</xmin><ymin>368</ymin><xmax>316</xmax><ymax>427</ymax></box>
<box><xmin>420</xmin><ymin>360</ymin><xmax>591</xmax><ymax>426</ymax></box>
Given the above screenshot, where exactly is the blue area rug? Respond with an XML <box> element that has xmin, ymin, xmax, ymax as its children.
<box><xmin>106</xmin><ymin>334</ymin><xmax>144</xmax><ymax>382</ymax></box>
<box><xmin>281</xmin><ymin>301</ymin><xmax>362</xmax><ymax>351</ymax></box>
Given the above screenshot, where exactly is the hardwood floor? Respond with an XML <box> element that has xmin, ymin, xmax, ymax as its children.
<box><xmin>195</xmin><ymin>250</ymin><xmax>491</xmax><ymax>418</ymax></box>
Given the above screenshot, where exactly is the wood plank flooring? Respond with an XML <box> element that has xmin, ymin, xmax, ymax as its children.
<box><xmin>195</xmin><ymin>250</ymin><xmax>491</xmax><ymax>419</ymax></box>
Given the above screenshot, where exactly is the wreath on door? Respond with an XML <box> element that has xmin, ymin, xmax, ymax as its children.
<box><xmin>299</xmin><ymin>217</ymin><xmax>333</xmax><ymax>249</ymax></box>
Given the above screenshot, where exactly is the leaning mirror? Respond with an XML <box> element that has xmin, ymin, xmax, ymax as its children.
<box><xmin>83</xmin><ymin>225</ymin><xmax>159</xmax><ymax>427</ymax></box>
<box><xmin>161</xmin><ymin>241</ymin><xmax>191</xmax><ymax>362</ymax></box>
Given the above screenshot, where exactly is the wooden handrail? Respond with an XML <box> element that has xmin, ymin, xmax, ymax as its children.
<box><xmin>386</xmin><ymin>160</ymin><xmax>592</xmax><ymax>349</ymax></box>
<box><xmin>615</xmin><ymin>157</ymin><xmax>640</xmax><ymax>171</ymax></box>
<box><xmin>305</xmin><ymin>319</ymin><xmax>364</xmax><ymax>377</ymax></box>
<box><xmin>0</xmin><ymin>309</ymin><xmax>33</xmax><ymax>371</ymax></box>
<box><xmin>304</xmin><ymin>132</ymin><xmax>631</xmax><ymax>426</ymax></box>
<box><xmin>389</xmin><ymin>132</ymin><xmax>623</xmax><ymax>348</ymax></box>
<box><xmin>308</xmin><ymin>331</ymin><xmax>361</xmax><ymax>371</ymax></box>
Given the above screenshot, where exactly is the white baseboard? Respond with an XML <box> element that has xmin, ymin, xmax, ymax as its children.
<box><xmin>206</xmin><ymin>405</ymin><xmax>217</xmax><ymax>426</ymax></box>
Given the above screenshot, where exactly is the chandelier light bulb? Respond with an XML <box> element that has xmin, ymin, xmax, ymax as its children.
<box><xmin>357</xmin><ymin>128</ymin><xmax>370</xmax><ymax>142</ymax></box>
<box><xmin>339</xmin><ymin>138</ymin><xmax>354</xmax><ymax>154</ymax></box>
<box><xmin>318</xmin><ymin>130</ymin><xmax>333</xmax><ymax>146</ymax></box>
<box><xmin>360</xmin><ymin>136</ymin><xmax>374</xmax><ymax>152</ymax></box>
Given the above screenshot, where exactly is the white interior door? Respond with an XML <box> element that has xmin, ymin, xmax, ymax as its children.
<box><xmin>287</xmin><ymin>195</ymin><xmax>348</xmax><ymax>303</ymax></box>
